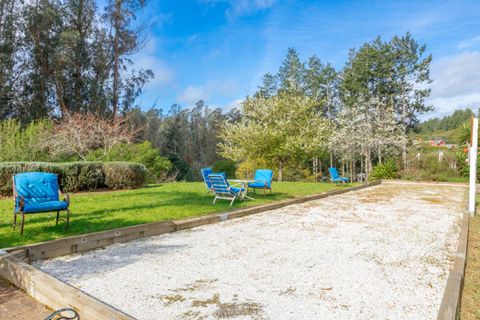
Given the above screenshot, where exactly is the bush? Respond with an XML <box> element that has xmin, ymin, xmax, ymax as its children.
<box><xmin>103</xmin><ymin>162</ymin><xmax>147</xmax><ymax>189</ymax></box>
<box><xmin>212</xmin><ymin>160</ymin><xmax>237</xmax><ymax>179</ymax></box>
<box><xmin>0</xmin><ymin>119</ymin><xmax>53</xmax><ymax>162</ymax></box>
<box><xmin>87</xmin><ymin>142</ymin><xmax>172</xmax><ymax>183</ymax></box>
<box><xmin>0</xmin><ymin>162</ymin><xmax>146</xmax><ymax>196</ymax></box>
<box><xmin>167</xmin><ymin>154</ymin><xmax>191</xmax><ymax>181</ymax></box>
<box><xmin>370</xmin><ymin>160</ymin><xmax>398</xmax><ymax>180</ymax></box>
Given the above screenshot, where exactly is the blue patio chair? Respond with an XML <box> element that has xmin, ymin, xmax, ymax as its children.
<box><xmin>13</xmin><ymin>172</ymin><xmax>70</xmax><ymax>235</ymax></box>
<box><xmin>328</xmin><ymin>167</ymin><xmax>350</xmax><ymax>185</ymax></box>
<box><xmin>201</xmin><ymin>167</ymin><xmax>214</xmax><ymax>193</ymax></box>
<box><xmin>248</xmin><ymin>169</ymin><xmax>273</xmax><ymax>195</ymax></box>
<box><xmin>208</xmin><ymin>173</ymin><xmax>244</xmax><ymax>206</ymax></box>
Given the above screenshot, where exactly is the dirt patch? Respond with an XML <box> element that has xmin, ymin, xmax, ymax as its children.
<box><xmin>191</xmin><ymin>293</ymin><xmax>264</xmax><ymax>319</ymax></box>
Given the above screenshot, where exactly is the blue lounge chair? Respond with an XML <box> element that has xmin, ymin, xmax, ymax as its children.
<box><xmin>208</xmin><ymin>173</ymin><xmax>244</xmax><ymax>206</ymax></box>
<box><xmin>248</xmin><ymin>169</ymin><xmax>273</xmax><ymax>195</ymax></box>
<box><xmin>328</xmin><ymin>167</ymin><xmax>350</xmax><ymax>185</ymax></box>
<box><xmin>13</xmin><ymin>172</ymin><xmax>70</xmax><ymax>235</ymax></box>
<box><xmin>201</xmin><ymin>167</ymin><xmax>214</xmax><ymax>193</ymax></box>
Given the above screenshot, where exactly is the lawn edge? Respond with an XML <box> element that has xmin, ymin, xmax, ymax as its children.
<box><xmin>4</xmin><ymin>180</ymin><xmax>380</xmax><ymax>261</ymax></box>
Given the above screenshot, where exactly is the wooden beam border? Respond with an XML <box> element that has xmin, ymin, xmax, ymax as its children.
<box><xmin>436</xmin><ymin>210</ymin><xmax>470</xmax><ymax>320</ymax></box>
<box><xmin>0</xmin><ymin>250</ymin><xmax>135</xmax><ymax>319</ymax></box>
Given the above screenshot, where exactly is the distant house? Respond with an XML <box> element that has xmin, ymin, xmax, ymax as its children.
<box><xmin>429</xmin><ymin>139</ymin><xmax>446</xmax><ymax>147</ymax></box>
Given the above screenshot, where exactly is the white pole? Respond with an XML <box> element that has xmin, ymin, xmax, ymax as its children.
<box><xmin>469</xmin><ymin>117</ymin><xmax>478</xmax><ymax>216</ymax></box>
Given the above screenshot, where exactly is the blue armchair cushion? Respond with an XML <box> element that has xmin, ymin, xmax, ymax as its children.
<box><xmin>23</xmin><ymin>201</ymin><xmax>69</xmax><ymax>214</ymax></box>
<box><xmin>230</xmin><ymin>187</ymin><xmax>245</xmax><ymax>194</ymax></box>
<box><xmin>14</xmin><ymin>172</ymin><xmax>68</xmax><ymax>213</ymax></box>
<box><xmin>248</xmin><ymin>169</ymin><xmax>273</xmax><ymax>189</ymax></box>
<box><xmin>328</xmin><ymin>167</ymin><xmax>349</xmax><ymax>182</ymax></box>
<box><xmin>201</xmin><ymin>167</ymin><xmax>213</xmax><ymax>189</ymax></box>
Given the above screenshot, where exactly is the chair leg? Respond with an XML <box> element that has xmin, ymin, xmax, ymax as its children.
<box><xmin>213</xmin><ymin>196</ymin><xmax>217</xmax><ymax>204</ymax></box>
<box><xmin>13</xmin><ymin>213</ymin><xmax>17</xmax><ymax>229</ymax></box>
<box><xmin>264</xmin><ymin>187</ymin><xmax>266</xmax><ymax>195</ymax></box>
<box><xmin>56</xmin><ymin>211</ymin><xmax>60</xmax><ymax>225</ymax></box>
<box><xmin>230</xmin><ymin>197</ymin><xmax>235</xmax><ymax>207</ymax></box>
<box><xmin>65</xmin><ymin>209</ymin><xmax>70</xmax><ymax>230</ymax></box>
<box><xmin>20</xmin><ymin>212</ymin><xmax>25</xmax><ymax>236</ymax></box>
<box><xmin>253</xmin><ymin>188</ymin><xmax>256</xmax><ymax>195</ymax></box>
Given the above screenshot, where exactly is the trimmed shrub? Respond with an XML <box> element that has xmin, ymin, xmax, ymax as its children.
<box><xmin>212</xmin><ymin>159</ymin><xmax>237</xmax><ymax>179</ymax></box>
<box><xmin>103</xmin><ymin>162</ymin><xmax>147</xmax><ymax>189</ymax></box>
<box><xmin>0</xmin><ymin>162</ymin><xmax>146</xmax><ymax>196</ymax></box>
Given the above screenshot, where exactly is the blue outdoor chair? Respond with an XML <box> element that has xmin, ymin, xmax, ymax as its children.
<box><xmin>248</xmin><ymin>169</ymin><xmax>273</xmax><ymax>195</ymax></box>
<box><xmin>201</xmin><ymin>167</ymin><xmax>214</xmax><ymax>193</ymax></box>
<box><xmin>208</xmin><ymin>173</ymin><xmax>244</xmax><ymax>206</ymax></box>
<box><xmin>13</xmin><ymin>172</ymin><xmax>70</xmax><ymax>235</ymax></box>
<box><xmin>328</xmin><ymin>167</ymin><xmax>350</xmax><ymax>185</ymax></box>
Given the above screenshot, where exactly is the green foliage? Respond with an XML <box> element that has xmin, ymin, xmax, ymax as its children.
<box><xmin>167</xmin><ymin>154</ymin><xmax>191</xmax><ymax>181</ymax></box>
<box><xmin>87</xmin><ymin>142</ymin><xmax>172</xmax><ymax>182</ymax></box>
<box><xmin>369</xmin><ymin>161</ymin><xmax>398</xmax><ymax>180</ymax></box>
<box><xmin>416</xmin><ymin>108</ymin><xmax>473</xmax><ymax>133</ymax></box>
<box><xmin>0</xmin><ymin>162</ymin><xmax>146</xmax><ymax>196</ymax></box>
<box><xmin>0</xmin><ymin>119</ymin><xmax>52</xmax><ymax>162</ymax></box>
<box><xmin>102</xmin><ymin>162</ymin><xmax>147</xmax><ymax>190</ymax></box>
<box><xmin>212</xmin><ymin>160</ymin><xmax>237</xmax><ymax>179</ymax></box>
<box><xmin>219</xmin><ymin>93</ymin><xmax>330</xmax><ymax>181</ymax></box>
<box><xmin>399</xmin><ymin>149</ymin><xmax>466</xmax><ymax>182</ymax></box>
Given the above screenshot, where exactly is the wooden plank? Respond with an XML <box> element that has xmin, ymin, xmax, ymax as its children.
<box><xmin>436</xmin><ymin>211</ymin><xmax>469</xmax><ymax>320</ymax></box>
<box><xmin>0</xmin><ymin>254</ymin><xmax>135</xmax><ymax>320</ymax></box>
<box><xmin>12</xmin><ymin>221</ymin><xmax>176</xmax><ymax>261</ymax></box>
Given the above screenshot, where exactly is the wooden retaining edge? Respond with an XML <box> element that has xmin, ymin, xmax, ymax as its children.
<box><xmin>5</xmin><ymin>180</ymin><xmax>381</xmax><ymax>262</ymax></box>
<box><xmin>0</xmin><ymin>250</ymin><xmax>135</xmax><ymax>320</ymax></box>
<box><xmin>382</xmin><ymin>180</ymin><xmax>468</xmax><ymax>188</ymax></box>
<box><xmin>436</xmin><ymin>210</ymin><xmax>470</xmax><ymax>320</ymax></box>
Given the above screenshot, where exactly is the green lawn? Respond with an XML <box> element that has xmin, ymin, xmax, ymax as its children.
<box><xmin>0</xmin><ymin>182</ymin><xmax>342</xmax><ymax>249</ymax></box>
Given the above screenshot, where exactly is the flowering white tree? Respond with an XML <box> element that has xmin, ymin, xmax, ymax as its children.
<box><xmin>218</xmin><ymin>93</ymin><xmax>331</xmax><ymax>181</ymax></box>
<box><xmin>331</xmin><ymin>95</ymin><xmax>406</xmax><ymax>179</ymax></box>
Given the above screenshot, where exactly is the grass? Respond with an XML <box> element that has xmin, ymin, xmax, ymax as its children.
<box><xmin>0</xmin><ymin>182</ymin><xmax>343</xmax><ymax>249</ymax></box>
<box><xmin>461</xmin><ymin>199</ymin><xmax>480</xmax><ymax>320</ymax></box>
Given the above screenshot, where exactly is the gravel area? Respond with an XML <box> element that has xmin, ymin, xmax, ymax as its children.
<box><xmin>35</xmin><ymin>183</ymin><xmax>466</xmax><ymax>320</ymax></box>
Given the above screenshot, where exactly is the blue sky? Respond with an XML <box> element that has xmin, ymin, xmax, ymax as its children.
<box><xmin>112</xmin><ymin>0</ymin><xmax>480</xmax><ymax>118</ymax></box>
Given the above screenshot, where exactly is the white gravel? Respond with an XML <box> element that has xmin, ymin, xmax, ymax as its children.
<box><xmin>35</xmin><ymin>183</ymin><xmax>466</xmax><ymax>320</ymax></box>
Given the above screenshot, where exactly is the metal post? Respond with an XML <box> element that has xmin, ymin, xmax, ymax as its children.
<box><xmin>468</xmin><ymin>117</ymin><xmax>478</xmax><ymax>216</ymax></box>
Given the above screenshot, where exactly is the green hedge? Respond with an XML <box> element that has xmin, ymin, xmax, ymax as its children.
<box><xmin>0</xmin><ymin>162</ymin><xmax>147</xmax><ymax>196</ymax></box>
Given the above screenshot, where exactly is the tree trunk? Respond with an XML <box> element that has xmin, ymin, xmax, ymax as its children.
<box><xmin>111</xmin><ymin>0</ymin><xmax>122</xmax><ymax>124</ymax></box>
<box><xmin>278</xmin><ymin>162</ymin><xmax>283</xmax><ymax>182</ymax></box>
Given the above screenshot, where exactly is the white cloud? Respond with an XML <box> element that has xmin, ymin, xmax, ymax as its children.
<box><xmin>458</xmin><ymin>36</ymin><xmax>480</xmax><ymax>49</ymax></box>
<box><xmin>177</xmin><ymin>80</ymin><xmax>238</xmax><ymax>105</ymax></box>
<box><xmin>132</xmin><ymin>38</ymin><xmax>175</xmax><ymax>88</ymax></box>
<box><xmin>200</xmin><ymin>0</ymin><xmax>276</xmax><ymax>18</ymax></box>
<box><xmin>427</xmin><ymin>51</ymin><xmax>480</xmax><ymax>115</ymax></box>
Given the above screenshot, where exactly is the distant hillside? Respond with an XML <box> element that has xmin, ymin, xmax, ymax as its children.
<box><xmin>416</xmin><ymin>108</ymin><xmax>473</xmax><ymax>132</ymax></box>
<box><xmin>413</xmin><ymin>108</ymin><xmax>474</xmax><ymax>144</ymax></box>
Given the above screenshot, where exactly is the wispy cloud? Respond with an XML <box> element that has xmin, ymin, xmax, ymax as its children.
<box><xmin>458</xmin><ymin>36</ymin><xmax>480</xmax><ymax>49</ymax></box>
<box><xmin>427</xmin><ymin>51</ymin><xmax>480</xmax><ymax>115</ymax></box>
<box><xmin>199</xmin><ymin>0</ymin><xmax>276</xmax><ymax>19</ymax></box>
<box><xmin>177</xmin><ymin>80</ymin><xmax>239</xmax><ymax>105</ymax></box>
